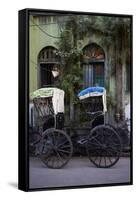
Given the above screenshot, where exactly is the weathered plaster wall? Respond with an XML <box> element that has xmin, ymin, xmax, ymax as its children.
<box><xmin>29</xmin><ymin>15</ymin><xmax>60</xmax><ymax>93</ymax></box>
<box><xmin>29</xmin><ymin>15</ymin><xmax>130</xmax><ymax>125</ymax></box>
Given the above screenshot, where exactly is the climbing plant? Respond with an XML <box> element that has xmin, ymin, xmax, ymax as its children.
<box><xmin>56</xmin><ymin>16</ymin><xmax>84</xmax><ymax>121</ymax></box>
<box><xmin>56</xmin><ymin>15</ymin><xmax>131</xmax><ymax>122</ymax></box>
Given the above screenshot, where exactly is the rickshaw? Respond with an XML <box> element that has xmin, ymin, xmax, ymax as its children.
<box><xmin>29</xmin><ymin>87</ymin><xmax>122</xmax><ymax>169</ymax></box>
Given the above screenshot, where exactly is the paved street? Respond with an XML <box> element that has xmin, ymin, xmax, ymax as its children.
<box><xmin>29</xmin><ymin>156</ymin><xmax>131</xmax><ymax>189</ymax></box>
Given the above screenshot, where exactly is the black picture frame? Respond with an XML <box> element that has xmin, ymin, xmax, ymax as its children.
<box><xmin>18</xmin><ymin>8</ymin><xmax>133</xmax><ymax>192</ymax></box>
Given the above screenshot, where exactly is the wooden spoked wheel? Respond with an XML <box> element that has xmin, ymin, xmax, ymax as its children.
<box><xmin>86</xmin><ymin>125</ymin><xmax>122</xmax><ymax>168</ymax></box>
<box><xmin>40</xmin><ymin>128</ymin><xmax>73</xmax><ymax>169</ymax></box>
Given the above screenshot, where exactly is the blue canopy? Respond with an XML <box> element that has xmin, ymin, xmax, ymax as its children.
<box><xmin>78</xmin><ymin>86</ymin><xmax>107</xmax><ymax>112</ymax></box>
<box><xmin>78</xmin><ymin>87</ymin><xmax>105</xmax><ymax>98</ymax></box>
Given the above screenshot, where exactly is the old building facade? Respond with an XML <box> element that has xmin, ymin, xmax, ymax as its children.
<box><xmin>29</xmin><ymin>14</ymin><xmax>131</xmax><ymax>127</ymax></box>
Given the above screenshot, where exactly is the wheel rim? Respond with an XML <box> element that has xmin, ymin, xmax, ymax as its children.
<box><xmin>86</xmin><ymin>125</ymin><xmax>122</xmax><ymax>168</ymax></box>
<box><xmin>40</xmin><ymin>129</ymin><xmax>73</xmax><ymax>168</ymax></box>
<box><xmin>29</xmin><ymin>133</ymin><xmax>41</xmax><ymax>156</ymax></box>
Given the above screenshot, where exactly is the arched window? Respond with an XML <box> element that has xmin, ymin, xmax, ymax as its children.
<box><xmin>38</xmin><ymin>46</ymin><xmax>59</xmax><ymax>63</ymax></box>
<box><xmin>38</xmin><ymin>46</ymin><xmax>60</xmax><ymax>87</ymax></box>
<box><xmin>82</xmin><ymin>43</ymin><xmax>105</xmax><ymax>88</ymax></box>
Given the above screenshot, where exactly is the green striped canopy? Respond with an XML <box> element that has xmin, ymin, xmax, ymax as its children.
<box><xmin>30</xmin><ymin>87</ymin><xmax>65</xmax><ymax>114</ymax></box>
<box><xmin>30</xmin><ymin>88</ymin><xmax>55</xmax><ymax>99</ymax></box>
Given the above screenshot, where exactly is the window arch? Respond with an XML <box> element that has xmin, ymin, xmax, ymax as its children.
<box><xmin>38</xmin><ymin>46</ymin><xmax>59</xmax><ymax>63</ymax></box>
<box><xmin>83</xmin><ymin>43</ymin><xmax>105</xmax><ymax>61</ymax></box>
<box><xmin>82</xmin><ymin>43</ymin><xmax>105</xmax><ymax>88</ymax></box>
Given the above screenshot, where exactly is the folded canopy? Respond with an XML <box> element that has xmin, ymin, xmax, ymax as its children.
<box><xmin>78</xmin><ymin>87</ymin><xmax>107</xmax><ymax>112</ymax></box>
<box><xmin>30</xmin><ymin>87</ymin><xmax>55</xmax><ymax>99</ymax></box>
<box><xmin>30</xmin><ymin>88</ymin><xmax>65</xmax><ymax>114</ymax></box>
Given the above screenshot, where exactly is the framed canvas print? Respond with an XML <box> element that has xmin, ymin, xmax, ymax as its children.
<box><xmin>18</xmin><ymin>8</ymin><xmax>133</xmax><ymax>191</ymax></box>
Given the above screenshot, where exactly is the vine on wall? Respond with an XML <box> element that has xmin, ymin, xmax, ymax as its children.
<box><xmin>56</xmin><ymin>15</ymin><xmax>130</xmax><ymax>122</ymax></box>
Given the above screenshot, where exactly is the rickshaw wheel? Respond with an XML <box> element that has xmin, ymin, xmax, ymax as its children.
<box><xmin>86</xmin><ymin>125</ymin><xmax>122</xmax><ymax>168</ymax></box>
<box><xmin>29</xmin><ymin>131</ymin><xmax>42</xmax><ymax>156</ymax></box>
<box><xmin>40</xmin><ymin>128</ymin><xmax>73</xmax><ymax>169</ymax></box>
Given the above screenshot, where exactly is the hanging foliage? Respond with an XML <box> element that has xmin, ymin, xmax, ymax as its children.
<box><xmin>56</xmin><ymin>15</ymin><xmax>131</xmax><ymax>121</ymax></box>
